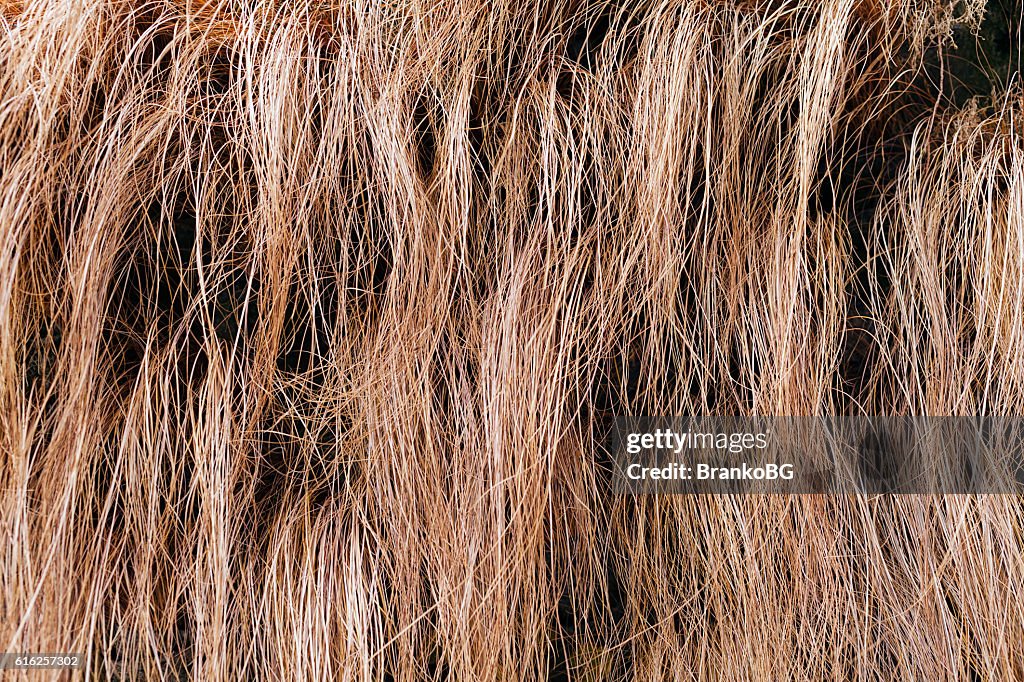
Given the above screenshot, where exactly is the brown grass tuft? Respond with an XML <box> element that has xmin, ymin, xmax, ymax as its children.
<box><xmin>0</xmin><ymin>0</ymin><xmax>1021</xmax><ymax>679</ymax></box>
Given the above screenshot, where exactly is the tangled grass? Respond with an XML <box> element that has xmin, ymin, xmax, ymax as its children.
<box><xmin>0</xmin><ymin>0</ymin><xmax>1022</xmax><ymax>678</ymax></box>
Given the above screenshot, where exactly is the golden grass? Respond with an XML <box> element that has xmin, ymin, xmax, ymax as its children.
<box><xmin>0</xmin><ymin>0</ymin><xmax>1021</xmax><ymax>679</ymax></box>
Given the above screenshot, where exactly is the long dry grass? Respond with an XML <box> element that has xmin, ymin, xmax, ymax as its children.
<box><xmin>0</xmin><ymin>0</ymin><xmax>1022</xmax><ymax>679</ymax></box>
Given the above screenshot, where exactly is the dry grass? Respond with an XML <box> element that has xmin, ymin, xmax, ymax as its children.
<box><xmin>0</xmin><ymin>0</ymin><xmax>1022</xmax><ymax>679</ymax></box>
